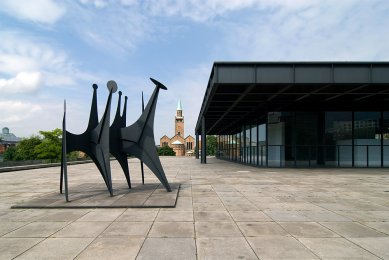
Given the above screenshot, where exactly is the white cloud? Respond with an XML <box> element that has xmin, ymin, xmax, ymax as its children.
<box><xmin>140</xmin><ymin>0</ymin><xmax>313</xmax><ymax>22</ymax></box>
<box><xmin>220</xmin><ymin>0</ymin><xmax>389</xmax><ymax>61</ymax></box>
<box><xmin>79</xmin><ymin>0</ymin><xmax>109</xmax><ymax>8</ymax></box>
<box><xmin>0</xmin><ymin>72</ymin><xmax>42</xmax><ymax>94</ymax></box>
<box><xmin>141</xmin><ymin>0</ymin><xmax>254</xmax><ymax>21</ymax></box>
<box><xmin>0</xmin><ymin>0</ymin><xmax>66</xmax><ymax>24</ymax></box>
<box><xmin>0</xmin><ymin>31</ymin><xmax>83</xmax><ymax>93</ymax></box>
<box><xmin>68</xmin><ymin>2</ymin><xmax>151</xmax><ymax>55</ymax></box>
<box><xmin>0</xmin><ymin>100</ymin><xmax>42</xmax><ymax>124</ymax></box>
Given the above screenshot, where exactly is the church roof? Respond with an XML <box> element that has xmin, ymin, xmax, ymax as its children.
<box><xmin>177</xmin><ymin>99</ymin><xmax>182</xmax><ymax>110</ymax></box>
<box><xmin>0</xmin><ymin>127</ymin><xmax>20</xmax><ymax>143</ymax></box>
<box><xmin>171</xmin><ymin>140</ymin><xmax>183</xmax><ymax>145</ymax></box>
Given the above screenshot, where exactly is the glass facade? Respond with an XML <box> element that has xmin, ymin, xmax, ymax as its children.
<box><xmin>216</xmin><ymin>111</ymin><xmax>389</xmax><ymax>168</ymax></box>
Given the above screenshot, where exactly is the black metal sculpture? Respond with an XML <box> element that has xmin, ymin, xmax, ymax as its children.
<box><xmin>140</xmin><ymin>91</ymin><xmax>145</xmax><ymax>185</ymax></box>
<box><xmin>60</xmin><ymin>78</ymin><xmax>171</xmax><ymax>202</ymax></box>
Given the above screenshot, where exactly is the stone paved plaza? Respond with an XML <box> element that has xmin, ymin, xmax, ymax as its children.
<box><xmin>1</xmin><ymin>157</ymin><xmax>389</xmax><ymax>259</ymax></box>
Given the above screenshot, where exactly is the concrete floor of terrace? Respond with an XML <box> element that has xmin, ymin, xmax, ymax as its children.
<box><xmin>0</xmin><ymin>157</ymin><xmax>389</xmax><ymax>259</ymax></box>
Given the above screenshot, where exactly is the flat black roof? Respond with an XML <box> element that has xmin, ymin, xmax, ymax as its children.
<box><xmin>196</xmin><ymin>61</ymin><xmax>389</xmax><ymax>135</ymax></box>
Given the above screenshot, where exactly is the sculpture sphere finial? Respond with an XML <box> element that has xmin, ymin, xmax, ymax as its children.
<box><xmin>107</xmin><ymin>80</ymin><xmax>118</xmax><ymax>93</ymax></box>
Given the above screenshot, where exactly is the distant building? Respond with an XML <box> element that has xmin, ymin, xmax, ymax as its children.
<box><xmin>160</xmin><ymin>100</ymin><xmax>195</xmax><ymax>156</ymax></box>
<box><xmin>0</xmin><ymin>127</ymin><xmax>21</xmax><ymax>154</ymax></box>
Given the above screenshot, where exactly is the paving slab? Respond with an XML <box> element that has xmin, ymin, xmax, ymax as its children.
<box><xmin>101</xmin><ymin>221</ymin><xmax>152</xmax><ymax>237</ymax></box>
<box><xmin>194</xmin><ymin>211</ymin><xmax>232</xmax><ymax>221</ymax></box>
<box><xmin>15</xmin><ymin>237</ymin><xmax>94</xmax><ymax>260</ymax></box>
<box><xmin>148</xmin><ymin>222</ymin><xmax>194</xmax><ymax>237</ymax></box>
<box><xmin>278</xmin><ymin>222</ymin><xmax>339</xmax><ymax>238</ymax></box>
<box><xmin>195</xmin><ymin>222</ymin><xmax>242</xmax><ymax>237</ymax></box>
<box><xmin>52</xmin><ymin>221</ymin><xmax>111</xmax><ymax>238</ymax></box>
<box><xmin>320</xmin><ymin>221</ymin><xmax>388</xmax><ymax>237</ymax></box>
<box><xmin>229</xmin><ymin>210</ymin><xmax>272</xmax><ymax>222</ymax></box>
<box><xmin>349</xmin><ymin>237</ymin><xmax>389</xmax><ymax>259</ymax></box>
<box><xmin>137</xmin><ymin>237</ymin><xmax>196</xmax><ymax>260</ymax></box>
<box><xmin>247</xmin><ymin>236</ymin><xmax>319</xmax><ymax>259</ymax></box>
<box><xmin>197</xmin><ymin>237</ymin><xmax>258</xmax><ymax>260</ymax></box>
<box><xmin>116</xmin><ymin>209</ymin><xmax>159</xmax><ymax>222</ymax></box>
<box><xmin>362</xmin><ymin>221</ymin><xmax>389</xmax><ymax>235</ymax></box>
<box><xmin>5</xmin><ymin>221</ymin><xmax>69</xmax><ymax>238</ymax></box>
<box><xmin>156</xmin><ymin>211</ymin><xmax>193</xmax><ymax>221</ymax></box>
<box><xmin>0</xmin><ymin>238</ymin><xmax>43</xmax><ymax>259</ymax></box>
<box><xmin>264</xmin><ymin>210</ymin><xmax>312</xmax><ymax>222</ymax></box>
<box><xmin>76</xmin><ymin>237</ymin><xmax>145</xmax><ymax>260</ymax></box>
<box><xmin>0</xmin><ymin>222</ymin><xmax>28</xmax><ymax>236</ymax></box>
<box><xmin>300</xmin><ymin>210</ymin><xmax>351</xmax><ymax>222</ymax></box>
<box><xmin>77</xmin><ymin>209</ymin><xmax>125</xmax><ymax>222</ymax></box>
<box><xmin>237</xmin><ymin>222</ymin><xmax>288</xmax><ymax>237</ymax></box>
<box><xmin>298</xmin><ymin>237</ymin><xmax>380</xmax><ymax>259</ymax></box>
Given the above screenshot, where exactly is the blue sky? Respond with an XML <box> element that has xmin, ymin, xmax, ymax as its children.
<box><xmin>1</xmin><ymin>0</ymin><xmax>389</xmax><ymax>142</ymax></box>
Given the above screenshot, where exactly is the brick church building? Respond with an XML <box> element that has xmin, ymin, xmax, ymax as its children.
<box><xmin>160</xmin><ymin>100</ymin><xmax>195</xmax><ymax>156</ymax></box>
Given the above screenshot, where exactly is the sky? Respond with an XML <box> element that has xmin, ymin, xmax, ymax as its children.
<box><xmin>1</xmin><ymin>0</ymin><xmax>389</xmax><ymax>143</ymax></box>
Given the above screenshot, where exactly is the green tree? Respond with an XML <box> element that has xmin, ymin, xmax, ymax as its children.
<box><xmin>3</xmin><ymin>146</ymin><xmax>17</xmax><ymax>161</ymax></box>
<box><xmin>206</xmin><ymin>135</ymin><xmax>217</xmax><ymax>156</ymax></box>
<box><xmin>34</xmin><ymin>128</ymin><xmax>63</xmax><ymax>161</ymax></box>
<box><xmin>158</xmin><ymin>146</ymin><xmax>176</xmax><ymax>156</ymax></box>
<box><xmin>13</xmin><ymin>135</ymin><xmax>42</xmax><ymax>160</ymax></box>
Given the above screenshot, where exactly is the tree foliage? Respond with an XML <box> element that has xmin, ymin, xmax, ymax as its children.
<box><xmin>3</xmin><ymin>128</ymin><xmax>79</xmax><ymax>162</ymax></box>
<box><xmin>158</xmin><ymin>146</ymin><xmax>176</xmax><ymax>156</ymax></box>
<box><xmin>3</xmin><ymin>146</ymin><xmax>17</xmax><ymax>160</ymax></box>
<box><xmin>34</xmin><ymin>129</ymin><xmax>62</xmax><ymax>160</ymax></box>
<box><xmin>13</xmin><ymin>135</ymin><xmax>42</xmax><ymax>160</ymax></box>
<box><xmin>206</xmin><ymin>135</ymin><xmax>217</xmax><ymax>156</ymax></box>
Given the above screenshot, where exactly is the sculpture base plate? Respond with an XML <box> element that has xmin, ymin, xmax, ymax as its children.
<box><xmin>11</xmin><ymin>182</ymin><xmax>180</xmax><ymax>209</ymax></box>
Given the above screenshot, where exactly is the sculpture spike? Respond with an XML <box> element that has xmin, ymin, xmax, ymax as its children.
<box><xmin>110</xmin><ymin>91</ymin><xmax>131</xmax><ymax>189</ymax></box>
<box><xmin>87</xmin><ymin>84</ymin><xmax>99</xmax><ymax>131</ymax></box>
<box><xmin>115</xmin><ymin>91</ymin><xmax>122</xmax><ymax>118</ymax></box>
<box><xmin>120</xmin><ymin>78</ymin><xmax>171</xmax><ymax>192</ymax></box>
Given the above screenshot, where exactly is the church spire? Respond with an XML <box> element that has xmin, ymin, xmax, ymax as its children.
<box><xmin>175</xmin><ymin>99</ymin><xmax>184</xmax><ymax>136</ymax></box>
<box><xmin>177</xmin><ymin>99</ymin><xmax>182</xmax><ymax>110</ymax></box>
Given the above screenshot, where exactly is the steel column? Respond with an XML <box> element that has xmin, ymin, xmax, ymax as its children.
<box><xmin>201</xmin><ymin>116</ymin><xmax>207</xmax><ymax>164</ymax></box>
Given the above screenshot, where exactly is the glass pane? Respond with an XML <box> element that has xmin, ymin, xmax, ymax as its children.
<box><xmin>246</xmin><ymin>126</ymin><xmax>251</xmax><ymax>164</ymax></box>
<box><xmin>295</xmin><ymin>112</ymin><xmax>318</xmax><ymax>167</ymax></box>
<box><xmin>268</xmin><ymin>112</ymin><xmax>285</xmax><ymax>167</ymax></box>
<box><xmin>258</xmin><ymin>124</ymin><xmax>266</xmax><ymax>166</ymax></box>
<box><xmin>383</xmin><ymin>112</ymin><xmax>389</xmax><ymax>167</ymax></box>
<box><xmin>325</xmin><ymin>112</ymin><xmax>352</xmax><ymax>166</ymax></box>
<box><xmin>354</xmin><ymin>112</ymin><xmax>381</xmax><ymax>167</ymax></box>
<box><xmin>251</xmin><ymin>125</ymin><xmax>257</xmax><ymax>165</ymax></box>
<box><xmin>236</xmin><ymin>133</ymin><xmax>240</xmax><ymax>161</ymax></box>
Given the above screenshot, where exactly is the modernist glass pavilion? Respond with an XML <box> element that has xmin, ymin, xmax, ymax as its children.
<box><xmin>195</xmin><ymin>62</ymin><xmax>389</xmax><ymax>167</ymax></box>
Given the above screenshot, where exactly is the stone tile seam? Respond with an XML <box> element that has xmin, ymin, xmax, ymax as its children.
<box><xmin>134</xmin><ymin>207</ymin><xmax>161</xmax><ymax>259</ymax></box>
<box><xmin>214</xmin><ymin>184</ymin><xmax>260</xmax><ymax>260</ymax></box>
<box><xmin>315</xmin><ymin>222</ymin><xmax>385</xmax><ymax>259</ymax></box>
<box><xmin>73</xmin><ymin>208</ymin><xmax>128</xmax><ymax>259</ymax></box>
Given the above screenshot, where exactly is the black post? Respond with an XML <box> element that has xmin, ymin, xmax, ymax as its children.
<box><xmin>195</xmin><ymin>132</ymin><xmax>200</xmax><ymax>159</ymax></box>
<box><xmin>140</xmin><ymin>91</ymin><xmax>145</xmax><ymax>184</ymax></box>
<box><xmin>62</xmin><ymin>100</ymin><xmax>69</xmax><ymax>202</ymax></box>
<box><xmin>352</xmin><ymin>111</ymin><xmax>355</xmax><ymax>167</ymax></box>
<box><xmin>201</xmin><ymin>116</ymin><xmax>207</xmax><ymax>164</ymax></box>
<box><xmin>381</xmin><ymin>110</ymin><xmax>384</xmax><ymax>168</ymax></box>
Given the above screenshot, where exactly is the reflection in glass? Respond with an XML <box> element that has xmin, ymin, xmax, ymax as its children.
<box><xmin>325</xmin><ymin>112</ymin><xmax>352</xmax><ymax>166</ymax></box>
<box><xmin>354</xmin><ymin>112</ymin><xmax>381</xmax><ymax>167</ymax></box>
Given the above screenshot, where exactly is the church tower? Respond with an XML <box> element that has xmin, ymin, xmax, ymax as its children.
<box><xmin>175</xmin><ymin>99</ymin><xmax>184</xmax><ymax>137</ymax></box>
